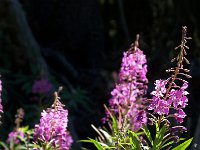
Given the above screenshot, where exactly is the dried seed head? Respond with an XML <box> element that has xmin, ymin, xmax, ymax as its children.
<box><xmin>15</xmin><ymin>108</ymin><xmax>24</xmax><ymax>128</ymax></box>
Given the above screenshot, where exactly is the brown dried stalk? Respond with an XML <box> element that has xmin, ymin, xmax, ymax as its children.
<box><xmin>164</xmin><ymin>26</ymin><xmax>192</xmax><ymax>100</ymax></box>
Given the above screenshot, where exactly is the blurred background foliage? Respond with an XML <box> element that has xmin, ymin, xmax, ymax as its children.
<box><xmin>0</xmin><ymin>0</ymin><xmax>200</xmax><ymax>149</ymax></box>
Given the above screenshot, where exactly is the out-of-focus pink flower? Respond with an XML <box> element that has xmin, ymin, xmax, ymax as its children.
<box><xmin>32</xmin><ymin>79</ymin><xmax>53</xmax><ymax>95</ymax></box>
<box><xmin>7</xmin><ymin>129</ymin><xmax>25</xmax><ymax>144</ymax></box>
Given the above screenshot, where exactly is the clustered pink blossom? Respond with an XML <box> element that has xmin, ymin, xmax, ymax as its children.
<box><xmin>107</xmin><ymin>48</ymin><xmax>148</xmax><ymax>131</ymax></box>
<box><xmin>130</xmin><ymin>110</ymin><xmax>147</xmax><ymax>131</ymax></box>
<box><xmin>148</xmin><ymin>79</ymin><xmax>188</xmax><ymax>123</ymax></box>
<box><xmin>6</xmin><ymin>129</ymin><xmax>25</xmax><ymax>144</ymax></box>
<box><xmin>34</xmin><ymin>99</ymin><xmax>73</xmax><ymax>150</ymax></box>
<box><xmin>119</xmin><ymin>49</ymin><xmax>148</xmax><ymax>87</ymax></box>
<box><xmin>32</xmin><ymin>78</ymin><xmax>53</xmax><ymax>95</ymax></box>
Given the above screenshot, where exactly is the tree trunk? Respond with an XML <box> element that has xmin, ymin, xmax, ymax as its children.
<box><xmin>0</xmin><ymin>0</ymin><xmax>48</xmax><ymax>75</ymax></box>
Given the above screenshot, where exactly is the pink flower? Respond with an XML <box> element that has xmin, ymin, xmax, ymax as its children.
<box><xmin>131</xmin><ymin>110</ymin><xmax>147</xmax><ymax>131</ymax></box>
<box><xmin>109</xmin><ymin>83</ymin><xmax>138</xmax><ymax>106</ymax></box>
<box><xmin>148</xmin><ymin>96</ymin><xmax>170</xmax><ymax>115</ymax></box>
<box><xmin>151</xmin><ymin>80</ymin><xmax>167</xmax><ymax>97</ymax></box>
<box><xmin>169</xmin><ymin>83</ymin><xmax>189</xmax><ymax>109</ymax></box>
<box><xmin>32</xmin><ymin>79</ymin><xmax>53</xmax><ymax>95</ymax></box>
<box><xmin>148</xmin><ymin>79</ymin><xmax>189</xmax><ymax>123</ymax></box>
<box><xmin>174</xmin><ymin>109</ymin><xmax>186</xmax><ymax>123</ymax></box>
<box><xmin>107</xmin><ymin>47</ymin><xmax>148</xmax><ymax>131</ymax></box>
<box><xmin>119</xmin><ymin>49</ymin><xmax>148</xmax><ymax>85</ymax></box>
<box><xmin>34</xmin><ymin>98</ymin><xmax>73</xmax><ymax>149</ymax></box>
<box><xmin>7</xmin><ymin>129</ymin><xmax>25</xmax><ymax>144</ymax></box>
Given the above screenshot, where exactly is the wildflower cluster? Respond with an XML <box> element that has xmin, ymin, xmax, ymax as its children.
<box><xmin>0</xmin><ymin>84</ymin><xmax>73</xmax><ymax>149</ymax></box>
<box><xmin>107</xmin><ymin>35</ymin><xmax>148</xmax><ymax>131</ymax></box>
<box><xmin>0</xmin><ymin>26</ymin><xmax>193</xmax><ymax>150</ymax></box>
<box><xmin>84</xmin><ymin>27</ymin><xmax>193</xmax><ymax>150</ymax></box>
<box><xmin>34</xmin><ymin>90</ymin><xmax>73</xmax><ymax>150</ymax></box>
<box><xmin>148</xmin><ymin>79</ymin><xmax>188</xmax><ymax>123</ymax></box>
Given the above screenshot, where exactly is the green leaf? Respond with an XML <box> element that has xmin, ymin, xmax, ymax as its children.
<box><xmin>156</xmin><ymin>121</ymin><xmax>160</xmax><ymax>134</ymax></box>
<box><xmin>20</xmin><ymin>126</ymin><xmax>29</xmax><ymax>132</ymax></box>
<box><xmin>80</xmin><ymin>139</ymin><xmax>105</xmax><ymax>150</ymax></box>
<box><xmin>9</xmin><ymin>139</ymin><xmax>14</xmax><ymax>150</ymax></box>
<box><xmin>128</xmin><ymin>130</ymin><xmax>140</xmax><ymax>141</ymax></box>
<box><xmin>46</xmin><ymin>139</ymin><xmax>55</xmax><ymax>149</ymax></box>
<box><xmin>128</xmin><ymin>130</ymin><xmax>141</xmax><ymax>149</ymax></box>
<box><xmin>15</xmin><ymin>145</ymin><xmax>27</xmax><ymax>150</ymax></box>
<box><xmin>172</xmin><ymin>138</ymin><xmax>193</xmax><ymax>150</ymax></box>
<box><xmin>143</xmin><ymin>125</ymin><xmax>153</xmax><ymax>146</ymax></box>
<box><xmin>136</xmin><ymin>132</ymin><xmax>144</xmax><ymax>136</ymax></box>
<box><xmin>0</xmin><ymin>141</ymin><xmax>9</xmax><ymax>150</ymax></box>
<box><xmin>161</xmin><ymin>138</ymin><xmax>185</xmax><ymax>149</ymax></box>
<box><xmin>111</xmin><ymin>115</ymin><xmax>118</xmax><ymax>135</ymax></box>
<box><xmin>118</xmin><ymin>143</ymin><xmax>126</xmax><ymax>150</ymax></box>
<box><xmin>162</xmin><ymin>141</ymin><xmax>174</xmax><ymax>149</ymax></box>
<box><xmin>152</xmin><ymin>124</ymin><xmax>167</xmax><ymax>150</ymax></box>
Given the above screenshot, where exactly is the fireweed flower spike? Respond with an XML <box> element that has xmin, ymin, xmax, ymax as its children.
<box><xmin>148</xmin><ymin>26</ymin><xmax>191</xmax><ymax>125</ymax></box>
<box><xmin>7</xmin><ymin>108</ymin><xmax>25</xmax><ymax>144</ymax></box>
<box><xmin>107</xmin><ymin>34</ymin><xmax>148</xmax><ymax>131</ymax></box>
<box><xmin>34</xmin><ymin>88</ymin><xmax>73</xmax><ymax>150</ymax></box>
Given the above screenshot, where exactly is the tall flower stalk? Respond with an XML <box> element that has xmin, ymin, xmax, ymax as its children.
<box><xmin>144</xmin><ymin>26</ymin><xmax>193</xmax><ymax>150</ymax></box>
<box><xmin>106</xmin><ymin>34</ymin><xmax>148</xmax><ymax>132</ymax></box>
<box><xmin>34</xmin><ymin>88</ymin><xmax>73</xmax><ymax>150</ymax></box>
<box><xmin>148</xmin><ymin>26</ymin><xmax>191</xmax><ymax>124</ymax></box>
<box><xmin>84</xmin><ymin>35</ymin><xmax>150</xmax><ymax>150</ymax></box>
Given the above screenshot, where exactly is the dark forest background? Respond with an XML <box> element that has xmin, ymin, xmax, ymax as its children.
<box><xmin>0</xmin><ymin>0</ymin><xmax>200</xmax><ymax>149</ymax></box>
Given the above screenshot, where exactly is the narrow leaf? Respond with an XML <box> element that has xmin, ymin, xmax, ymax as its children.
<box><xmin>80</xmin><ymin>139</ymin><xmax>105</xmax><ymax>150</ymax></box>
<box><xmin>104</xmin><ymin>105</ymin><xmax>118</xmax><ymax>135</ymax></box>
<box><xmin>152</xmin><ymin>124</ymin><xmax>167</xmax><ymax>150</ymax></box>
<box><xmin>161</xmin><ymin>138</ymin><xmax>185</xmax><ymax>149</ymax></box>
<box><xmin>128</xmin><ymin>130</ymin><xmax>141</xmax><ymax>149</ymax></box>
<box><xmin>0</xmin><ymin>142</ymin><xmax>9</xmax><ymax>150</ymax></box>
<box><xmin>172</xmin><ymin>138</ymin><xmax>193</xmax><ymax>150</ymax></box>
<box><xmin>111</xmin><ymin>115</ymin><xmax>118</xmax><ymax>135</ymax></box>
<box><xmin>143</xmin><ymin>125</ymin><xmax>153</xmax><ymax>146</ymax></box>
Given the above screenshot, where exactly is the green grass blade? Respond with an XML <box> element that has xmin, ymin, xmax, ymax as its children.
<box><xmin>143</xmin><ymin>125</ymin><xmax>153</xmax><ymax>146</ymax></box>
<box><xmin>172</xmin><ymin>138</ymin><xmax>193</xmax><ymax>150</ymax></box>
